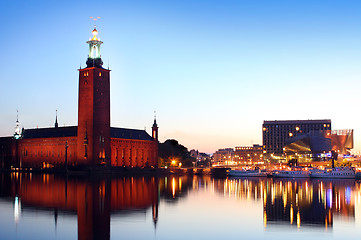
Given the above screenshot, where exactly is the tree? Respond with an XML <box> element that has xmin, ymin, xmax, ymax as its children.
<box><xmin>158</xmin><ymin>139</ymin><xmax>195</xmax><ymax>167</ymax></box>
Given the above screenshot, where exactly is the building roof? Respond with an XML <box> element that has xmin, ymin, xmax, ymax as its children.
<box><xmin>19</xmin><ymin>126</ymin><xmax>154</xmax><ymax>141</ymax></box>
<box><xmin>263</xmin><ymin>119</ymin><xmax>331</xmax><ymax>125</ymax></box>
<box><xmin>110</xmin><ymin>127</ymin><xmax>154</xmax><ymax>141</ymax></box>
<box><xmin>22</xmin><ymin>126</ymin><xmax>78</xmax><ymax>139</ymax></box>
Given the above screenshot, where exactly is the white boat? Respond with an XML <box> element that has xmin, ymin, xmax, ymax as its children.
<box><xmin>309</xmin><ymin>167</ymin><xmax>355</xmax><ymax>179</ymax></box>
<box><xmin>272</xmin><ymin>168</ymin><xmax>310</xmax><ymax>178</ymax></box>
<box><xmin>228</xmin><ymin>169</ymin><xmax>267</xmax><ymax>177</ymax></box>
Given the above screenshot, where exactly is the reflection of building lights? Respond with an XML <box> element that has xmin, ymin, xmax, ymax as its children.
<box><xmin>327</xmin><ymin>189</ymin><xmax>332</xmax><ymax>208</ymax></box>
<box><xmin>172</xmin><ymin>178</ymin><xmax>176</xmax><ymax>198</ymax></box>
<box><xmin>263</xmin><ymin>210</ymin><xmax>267</xmax><ymax>228</ymax></box>
<box><xmin>290</xmin><ymin>205</ymin><xmax>294</xmax><ymax>225</ymax></box>
<box><xmin>283</xmin><ymin>192</ymin><xmax>287</xmax><ymax>208</ymax></box>
<box><xmin>297</xmin><ymin>211</ymin><xmax>301</xmax><ymax>228</ymax></box>
<box><xmin>14</xmin><ymin>196</ymin><xmax>21</xmax><ymax>224</ymax></box>
<box><xmin>345</xmin><ymin>187</ymin><xmax>351</xmax><ymax>204</ymax></box>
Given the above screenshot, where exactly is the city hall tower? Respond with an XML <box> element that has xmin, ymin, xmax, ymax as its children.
<box><xmin>77</xmin><ymin>26</ymin><xmax>111</xmax><ymax>165</ymax></box>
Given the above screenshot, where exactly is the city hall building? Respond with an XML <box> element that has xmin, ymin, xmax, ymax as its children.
<box><xmin>0</xmin><ymin>26</ymin><xmax>159</xmax><ymax>170</ymax></box>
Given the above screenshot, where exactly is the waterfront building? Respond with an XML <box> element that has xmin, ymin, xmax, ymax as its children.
<box><xmin>0</xmin><ymin>26</ymin><xmax>158</xmax><ymax>169</ymax></box>
<box><xmin>190</xmin><ymin>150</ymin><xmax>210</xmax><ymax>161</ymax></box>
<box><xmin>190</xmin><ymin>149</ymin><xmax>211</xmax><ymax>167</ymax></box>
<box><xmin>262</xmin><ymin>119</ymin><xmax>331</xmax><ymax>161</ymax></box>
<box><xmin>284</xmin><ymin>129</ymin><xmax>354</xmax><ymax>163</ymax></box>
<box><xmin>234</xmin><ymin>144</ymin><xmax>263</xmax><ymax>165</ymax></box>
<box><xmin>212</xmin><ymin>148</ymin><xmax>234</xmax><ymax>166</ymax></box>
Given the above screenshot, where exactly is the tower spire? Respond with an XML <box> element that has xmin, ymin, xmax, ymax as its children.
<box><xmin>152</xmin><ymin>111</ymin><xmax>159</xmax><ymax>142</ymax></box>
<box><xmin>86</xmin><ymin>17</ymin><xmax>103</xmax><ymax>68</ymax></box>
<box><xmin>55</xmin><ymin>110</ymin><xmax>58</xmax><ymax>128</ymax></box>
<box><xmin>14</xmin><ymin>110</ymin><xmax>21</xmax><ymax>139</ymax></box>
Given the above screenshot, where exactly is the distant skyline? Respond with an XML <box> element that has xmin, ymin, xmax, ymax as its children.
<box><xmin>1</xmin><ymin>0</ymin><xmax>361</xmax><ymax>154</ymax></box>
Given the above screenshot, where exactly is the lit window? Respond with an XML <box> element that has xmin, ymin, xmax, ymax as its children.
<box><xmin>99</xmin><ymin>72</ymin><xmax>102</xmax><ymax>77</ymax></box>
<box><xmin>323</xmin><ymin>124</ymin><xmax>326</xmax><ymax>127</ymax></box>
<box><xmin>295</xmin><ymin>126</ymin><xmax>299</xmax><ymax>131</ymax></box>
<box><xmin>289</xmin><ymin>132</ymin><xmax>293</xmax><ymax>137</ymax></box>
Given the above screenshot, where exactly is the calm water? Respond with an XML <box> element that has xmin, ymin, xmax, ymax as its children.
<box><xmin>1</xmin><ymin>173</ymin><xmax>361</xmax><ymax>240</ymax></box>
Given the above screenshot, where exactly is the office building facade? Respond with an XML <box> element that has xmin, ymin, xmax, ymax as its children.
<box><xmin>262</xmin><ymin>120</ymin><xmax>331</xmax><ymax>156</ymax></box>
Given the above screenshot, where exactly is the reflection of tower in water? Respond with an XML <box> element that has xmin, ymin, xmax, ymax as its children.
<box><xmin>0</xmin><ymin>174</ymin><xmax>160</xmax><ymax>240</ymax></box>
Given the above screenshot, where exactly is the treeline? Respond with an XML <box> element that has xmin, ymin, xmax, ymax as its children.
<box><xmin>158</xmin><ymin>139</ymin><xmax>195</xmax><ymax>167</ymax></box>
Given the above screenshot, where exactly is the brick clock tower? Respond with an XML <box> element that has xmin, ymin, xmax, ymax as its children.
<box><xmin>77</xmin><ymin>26</ymin><xmax>111</xmax><ymax>165</ymax></box>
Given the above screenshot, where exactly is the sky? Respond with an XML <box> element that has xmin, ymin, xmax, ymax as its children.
<box><xmin>1</xmin><ymin>0</ymin><xmax>361</xmax><ymax>154</ymax></box>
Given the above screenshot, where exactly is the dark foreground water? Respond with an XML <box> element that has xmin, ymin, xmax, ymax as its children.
<box><xmin>1</xmin><ymin>173</ymin><xmax>361</xmax><ymax>240</ymax></box>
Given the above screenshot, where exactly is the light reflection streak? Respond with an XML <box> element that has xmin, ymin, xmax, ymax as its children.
<box><xmin>172</xmin><ymin>178</ymin><xmax>175</xmax><ymax>198</ymax></box>
<box><xmin>14</xmin><ymin>196</ymin><xmax>21</xmax><ymax>224</ymax></box>
<box><xmin>218</xmin><ymin>178</ymin><xmax>356</xmax><ymax>230</ymax></box>
<box><xmin>297</xmin><ymin>211</ymin><xmax>300</xmax><ymax>229</ymax></box>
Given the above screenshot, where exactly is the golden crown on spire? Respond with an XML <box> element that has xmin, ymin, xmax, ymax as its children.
<box><xmin>91</xmin><ymin>26</ymin><xmax>99</xmax><ymax>40</ymax></box>
<box><xmin>90</xmin><ymin>16</ymin><xmax>101</xmax><ymax>41</ymax></box>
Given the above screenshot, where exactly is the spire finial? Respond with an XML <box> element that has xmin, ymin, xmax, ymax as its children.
<box><xmin>86</xmin><ymin>17</ymin><xmax>103</xmax><ymax>68</ymax></box>
<box><xmin>55</xmin><ymin>109</ymin><xmax>58</xmax><ymax>128</ymax></box>
<box><xmin>14</xmin><ymin>110</ymin><xmax>21</xmax><ymax>139</ymax></box>
<box><xmin>90</xmin><ymin>16</ymin><xmax>101</xmax><ymax>40</ymax></box>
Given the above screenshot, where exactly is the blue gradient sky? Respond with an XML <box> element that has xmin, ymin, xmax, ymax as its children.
<box><xmin>1</xmin><ymin>0</ymin><xmax>361</xmax><ymax>153</ymax></box>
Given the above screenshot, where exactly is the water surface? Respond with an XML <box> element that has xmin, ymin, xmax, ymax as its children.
<box><xmin>1</xmin><ymin>173</ymin><xmax>361</xmax><ymax>239</ymax></box>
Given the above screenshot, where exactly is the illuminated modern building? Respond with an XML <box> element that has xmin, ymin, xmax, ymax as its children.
<box><xmin>262</xmin><ymin>120</ymin><xmax>331</xmax><ymax>158</ymax></box>
<box><xmin>234</xmin><ymin>144</ymin><xmax>263</xmax><ymax>165</ymax></box>
<box><xmin>0</xmin><ymin>26</ymin><xmax>158</xmax><ymax>170</ymax></box>
<box><xmin>284</xmin><ymin>129</ymin><xmax>354</xmax><ymax>162</ymax></box>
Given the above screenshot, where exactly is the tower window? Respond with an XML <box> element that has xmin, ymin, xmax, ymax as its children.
<box><xmin>99</xmin><ymin>72</ymin><xmax>102</xmax><ymax>77</ymax></box>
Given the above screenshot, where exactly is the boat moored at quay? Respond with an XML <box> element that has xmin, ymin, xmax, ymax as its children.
<box><xmin>272</xmin><ymin>168</ymin><xmax>310</xmax><ymax>178</ymax></box>
<box><xmin>226</xmin><ymin>166</ymin><xmax>358</xmax><ymax>179</ymax></box>
<box><xmin>228</xmin><ymin>168</ymin><xmax>267</xmax><ymax>177</ymax></box>
<box><xmin>309</xmin><ymin>167</ymin><xmax>355</xmax><ymax>179</ymax></box>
